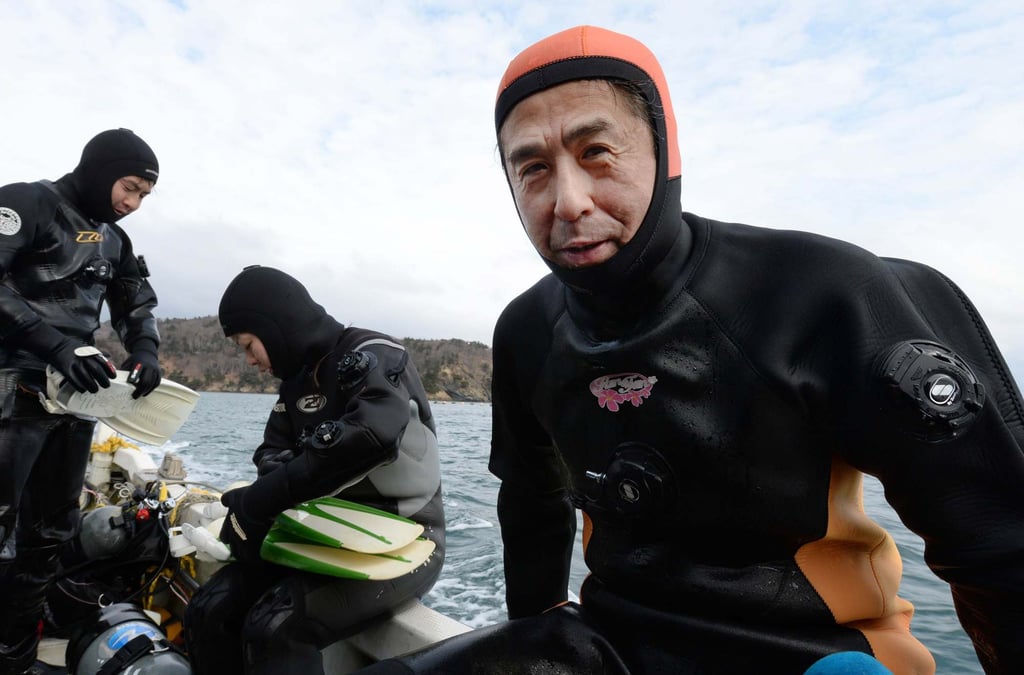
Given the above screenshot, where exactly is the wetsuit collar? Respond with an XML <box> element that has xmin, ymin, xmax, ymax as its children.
<box><xmin>566</xmin><ymin>198</ymin><xmax>693</xmax><ymax>336</ymax></box>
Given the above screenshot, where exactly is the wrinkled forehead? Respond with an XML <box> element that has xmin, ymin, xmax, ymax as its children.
<box><xmin>495</xmin><ymin>25</ymin><xmax>679</xmax><ymax>178</ymax></box>
<box><xmin>498</xmin><ymin>80</ymin><xmax>647</xmax><ymax>159</ymax></box>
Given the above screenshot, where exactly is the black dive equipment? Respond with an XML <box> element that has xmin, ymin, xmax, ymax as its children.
<box><xmin>305</xmin><ymin>419</ymin><xmax>346</xmax><ymax>453</ymax></box>
<box><xmin>337</xmin><ymin>350</ymin><xmax>377</xmax><ymax>390</ymax></box>
<box><xmin>878</xmin><ymin>340</ymin><xmax>985</xmax><ymax>442</ymax></box>
<box><xmin>579</xmin><ymin>442</ymin><xmax>678</xmax><ymax>521</ymax></box>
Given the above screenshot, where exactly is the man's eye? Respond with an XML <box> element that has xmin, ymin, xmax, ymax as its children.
<box><xmin>583</xmin><ymin>146</ymin><xmax>609</xmax><ymax>159</ymax></box>
<box><xmin>520</xmin><ymin>162</ymin><xmax>545</xmax><ymax>177</ymax></box>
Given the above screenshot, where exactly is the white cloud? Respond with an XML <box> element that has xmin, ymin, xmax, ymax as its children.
<box><xmin>2</xmin><ymin>1</ymin><xmax>1021</xmax><ymax>379</ymax></box>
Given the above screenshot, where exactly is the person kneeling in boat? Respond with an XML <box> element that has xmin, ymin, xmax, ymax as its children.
<box><xmin>184</xmin><ymin>265</ymin><xmax>445</xmax><ymax>675</ymax></box>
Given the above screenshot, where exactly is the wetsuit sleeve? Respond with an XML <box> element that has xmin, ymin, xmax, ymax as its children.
<box><xmin>840</xmin><ymin>260</ymin><xmax>1024</xmax><ymax>674</ymax></box>
<box><xmin>0</xmin><ymin>183</ymin><xmax>50</xmax><ymax>342</ymax></box>
<box><xmin>243</xmin><ymin>342</ymin><xmax>412</xmax><ymax>518</ymax></box>
<box><xmin>252</xmin><ymin>394</ymin><xmax>294</xmax><ymax>470</ymax></box>
<box><xmin>490</xmin><ymin>300</ymin><xmax>576</xmax><ymax>619</ymax></box>
<box><xmin>105</xmin><ymin>224</ymin><xmax>159</xmax><ymax>353</ymax></box>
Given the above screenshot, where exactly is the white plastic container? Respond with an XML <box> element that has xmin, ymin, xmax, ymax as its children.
<box><xmin>85</xmin><ymin>451</ymin><xmax>113</xmax><ymax>491</ymax></box>
<box><xmin>113</xmin><ymin>447</ymin><xmax>159</xmax><ymax>487</ymax></box>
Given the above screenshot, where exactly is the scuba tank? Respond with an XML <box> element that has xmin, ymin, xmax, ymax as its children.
<box><xmin>71</xmin><ymin>506</ymin><xmax>132</xmax><ymax>560</ymax></box>
<box><xmin>65</xmin><ymin>603</ymin><xmax>191</xmax><ymax>674</ymax></box>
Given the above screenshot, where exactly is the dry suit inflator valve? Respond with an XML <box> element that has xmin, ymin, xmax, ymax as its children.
<box><xmin>80</xmin><ymin>257</ymin><xmax>114</xmax><ymax>282</ymax></box>
<box><xmin>579</xmin><ymin>442</ymin><xmax>678</xmax><ymax>521</ymax></box>
<box><xmin>304</xmin><ymin>419</ymin><xmax>346</xmax><ymax>452</ymax></box>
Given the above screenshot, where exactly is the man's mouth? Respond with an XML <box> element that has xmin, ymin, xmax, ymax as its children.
<box><xmin>562</xmin><ymin>241</ymin><xmax>601</xmax><ymax>254</ymax></box>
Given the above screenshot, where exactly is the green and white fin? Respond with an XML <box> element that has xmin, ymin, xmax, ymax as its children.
<box><xmin>260</xmin><ymin>526</ymin><xmax>435</xmax><ymax>580</ymax></box>
<box><xmin>274</xmin><ymin>497</ymin><xmax>424</xmax><ymax>554</ymax></box>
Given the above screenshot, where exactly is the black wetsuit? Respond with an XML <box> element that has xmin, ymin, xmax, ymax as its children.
<box><xmin>359</xmin><ymin>25</ymin><xmax>1024</xmax><ymax>675</ymax></box>
<box><xmin>0</xmin><ymin>178</ymin><xmax>159</xmax><ymax>673</ymax></box>
<box><xmin>187</xmin><ymin>268</ymin><xmax>445</xmax><ymax>675</ymax></box>
<box><xmin>362</xmin><ymin>213</ymin><xmax>1024</xmax><ymax>675</ymax></box>
<box><xmin>487</xmin><ymin>212</ymin><xmax>1024</xmax><ymax>674</ymax></box>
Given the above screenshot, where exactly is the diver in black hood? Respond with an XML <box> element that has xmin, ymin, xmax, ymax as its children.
<box><xmin>184</xmin><ymin>266</ymin><xmax>445</xmax><ymax>675</ymax></box>
<box><xmin>0</xmin><ymin>128</ymin><xmax>163</xmax><ymax>674</ymax></box>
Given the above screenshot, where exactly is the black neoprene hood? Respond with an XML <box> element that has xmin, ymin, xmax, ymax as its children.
<box><xmin>218</xmin><ymin>266</ymin><xmax>341</xmax><ymax>380</ymax></box>
<box><xmin>71</xmin><ymin>128</ymin><xmax>159</xmax><ymax>223</ymax></box>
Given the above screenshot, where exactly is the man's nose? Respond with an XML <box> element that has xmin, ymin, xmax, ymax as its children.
<box><xmin>120</xmin><ymin>195</ymin><xmax>140</xmax><ymax>213</ymax></box>
<box><xmin>552</xmin><ymin>166</ymin><xmax>594</xmax><ymax>222</ymax></box>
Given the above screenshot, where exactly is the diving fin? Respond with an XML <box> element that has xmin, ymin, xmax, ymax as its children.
<box><xmin>274</xmin><ymin>497</ymin><xmax>425</xmax><ymax>554</ymax></box>
<box><xmin>42</xmin><ymin>367</ymin><xmax>200</xmax><ymax>445</ymax></box>
<box><xmin>260</xmin><ymin>525</ymin><xmax>436</xmax><ymax>580</ymax></box>
<box><xmin>101</xmin><ymin>377</ymin><xmax>200</xmax><ymax>445</ymax></box>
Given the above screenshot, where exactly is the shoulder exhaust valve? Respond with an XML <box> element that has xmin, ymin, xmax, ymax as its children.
<box><xmin>877</xmin><ymin>340</ymin><xmax>985</xmax><ymax>442</ymax></box>
<box><xmin>337</xmin><ymin>350</ymin><xmax>377</xmax><ymax>390</ymax></box>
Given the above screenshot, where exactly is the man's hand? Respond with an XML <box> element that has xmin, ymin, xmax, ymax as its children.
<box><xmin>120</xmin><ymin>348</ymin><xmax>162</xmax><ymax>398</ymax></box>
<box><xmin>51</xmin><ymin>343</ymin><xmax>116</xmax><ymax>394</ymax></box>
<box><xmin>219</xmin><ymin>486</ymin><xmax>274</xmax><ymax>565</ymax></box>
<box><xmin>256</xmin><ymin>449</ymin><xmax>295</xmax><ymax>476</ymax></box>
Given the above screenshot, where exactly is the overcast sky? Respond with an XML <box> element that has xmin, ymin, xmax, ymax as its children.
<box><xmin>4</xmin><ymin>1</ymin><xmax>1022</xmax><ymax>378</ymax></box>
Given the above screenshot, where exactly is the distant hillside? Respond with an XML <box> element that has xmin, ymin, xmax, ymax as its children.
<box><xmin>95</xmin><ymin>317</ymin><xmax>492</xmax><ymax>402</ymax></box>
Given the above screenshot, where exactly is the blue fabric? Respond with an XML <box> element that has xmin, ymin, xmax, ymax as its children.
<box><xmin>803</xmin><ymin>651</ymin><xmax>894</xmax><ymax>674</ymax></box>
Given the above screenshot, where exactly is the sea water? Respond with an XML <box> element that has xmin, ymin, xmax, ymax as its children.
<box><xmin>158</xmin><ymin>392</ymin><xmax>981</xmax><ymax>674</ymax></box>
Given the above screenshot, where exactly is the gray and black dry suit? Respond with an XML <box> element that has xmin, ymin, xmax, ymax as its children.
<box><xmin>186</xmin><ymin>266</ymin><xmax>444</xmax><ymax>675</ymax></box>
<box><xmin>0</xmin><ymin>177</ymin><xmax>159</xmax><ymax>670</ymax></box>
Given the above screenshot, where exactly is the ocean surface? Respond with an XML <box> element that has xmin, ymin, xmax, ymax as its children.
<box><xmin>152</xmin><ymin>392</ymin><xmax>981</xmax><ymax>673</ymax></box>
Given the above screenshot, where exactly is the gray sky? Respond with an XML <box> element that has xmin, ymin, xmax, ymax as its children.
<box><xmin>4</xmin><ymin>1</ymin><xmax>1022</xmax><ymax>377</ymax></box>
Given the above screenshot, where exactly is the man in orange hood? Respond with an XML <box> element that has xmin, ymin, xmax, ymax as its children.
<box><xmin>357</xmin><ymin>26</ymin><xmax>1024</xmax><ymax>675</ymax></box>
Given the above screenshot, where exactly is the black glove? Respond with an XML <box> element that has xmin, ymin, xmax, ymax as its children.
<box><xmin>121</xmin><ymin>339</ymin><xmax>162</xmax><ymax>398</ymax></box>
<box><xmin>256</xmin><ymin>449</ymin><xmax>295</xmax><ymax>477</ymax></box>
<box><xmin>219</xmin><ymin>486</ymin><xmax>275</xmax><ymax>565</ymax></box>
<box><xmin>8</xmin><ymin>321</ymin><xmax>115</xmax><ymax>393</ymax></box>
<box><xmin>52</xmin><ymin>343</ymin><xmax>116</xmax><ymax>394</ymax></box>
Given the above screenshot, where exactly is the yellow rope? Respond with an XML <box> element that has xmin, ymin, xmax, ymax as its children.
<box><xmin>90</xmin><ymin>435</ymin><xmax>140</xmax><ymax>454</ymax></box>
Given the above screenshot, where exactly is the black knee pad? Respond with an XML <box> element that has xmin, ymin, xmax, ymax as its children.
<box><xmin>185</xmin><ymin>565</ymin><xmax>263</xmax><ymax>674</ymax></box>
<box><xmin>242</xmin><ymin>580</ymin><xmax>332</xmax><ymax>674</ymax></box>
<box><xmin>185</xmin><ymin>564</ymin><xmax>251</xmax><ymax>633</ymax></box>
<box><xmin>244</xmin><ymin>581</ymin><xmax>300</xmax><ymax>644</ymax></box>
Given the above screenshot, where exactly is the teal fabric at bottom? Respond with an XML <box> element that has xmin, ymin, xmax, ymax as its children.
<box><xmin>804</xmin><ymin>652</ymin><xmax>894</xmax><ymax>674</ymax></box>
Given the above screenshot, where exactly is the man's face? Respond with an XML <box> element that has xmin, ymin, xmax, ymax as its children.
<box><xmin>233</xmin><ymin>332</ymin><xmax>273</xmax><ymax>375</ymax></box>
<box><xmin>500</xmin><ymin>80</ymin><xmax>656</xmax><ymax>269</ymax></box>
<box><xmin>110</xmin><ymin>175</ymin><xmax>154</xmax><ymax>219</ymax></box>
